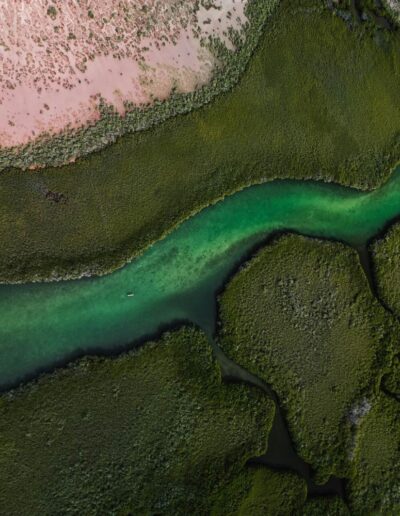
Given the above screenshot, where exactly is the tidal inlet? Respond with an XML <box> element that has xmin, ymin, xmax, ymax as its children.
<box><xmin>1</xmin><ymin>1</ymin><xmax>400</xmax><ymax>514</ymax></box>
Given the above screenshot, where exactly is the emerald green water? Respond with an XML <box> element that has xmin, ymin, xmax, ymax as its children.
<box><xmin>2</xmin><ymin>168</ymin><xmax>400</xmax><ymax>389</ymax></box>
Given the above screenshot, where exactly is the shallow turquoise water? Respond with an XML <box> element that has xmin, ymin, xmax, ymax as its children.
<box><xmin>2</xmin><ymin>168</ymin><xmax>400</xmax><ymax>388</ymax></box>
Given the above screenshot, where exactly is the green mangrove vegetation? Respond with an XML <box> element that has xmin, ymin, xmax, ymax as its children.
<box><xmin>3</xmin><ymin>0</ymin><xmax>400</xmax><ymax>282</ymax></box>
<box><xmin>371</xmin><ymin>220</ymin><xmax>400</xmax><ymax>316</ymax></box>
<box><xmin>0</xmin><ymin>327</ymin><xmax>274</xmax><ymax>515</ymax></box>
<box><xmin>382</xmin><ymin>353</ymin><xmax>400</xmax><ymax>397</ymax></box>
<box><xmin>299</xmin><ymin>496</ymin><xmax>349</xmax><ymax>515</ymax></box>
<box><xmin>218</xmin><ymin>234</ymin><xmax>399</xmax><ymax>481</ymax></box>
<box><xmin>211</xmin><ymin>468</ymin><xmax>307</xmax><ymax>515</ymax></box>
<box><xmin>349</xmin><ymin>393</ymin><xmax>400</xmax><ymax>512</ymax></box>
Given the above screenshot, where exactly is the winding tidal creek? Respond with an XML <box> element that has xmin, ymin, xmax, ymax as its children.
<box><xmin>2</xmin><ymin>167</ymin><xmax>400</xmax><ymax>389</ymax></box>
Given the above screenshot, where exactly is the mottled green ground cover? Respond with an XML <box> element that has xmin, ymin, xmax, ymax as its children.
<box><xmin>0</xmin><ymin>327</ymin><xmax>274</xmax><ymax>515</ymax></box>
<box><xmin>382</xmin><ymin>354</ymin><xmax>400</xmax><ymax>396</ymax></box>
<box><xmin>211</xmin><ymin>467</ymin><xmax>307</xmax><ymax>515</ymax></box>
<box><xmin>372</xmin><ymin>222</ymin><xmax>400</xmax><ymax>394</ymax></box>
<box><xmin>371</xmin><ymin>221</ymin><xmax>400</xmax><ymax>315</ymax></box>
<box><xmin>218</xmin><ymin>234</ymin><xmax>398</xmax><ymax>481</ymax></box>
<box><xmin>348</xmin><ymin>393</ymin><xmax>400</xmax><ymax>513</ymax></box>
<box><xmin>2</xmin><ymin>0</ymin><xmax>400</xmax><ymax>282</ymax></box>
<box><xmin>298</xmin><ymin>496</ymin><xmax>349</xmax><ymax>515</ymax></box>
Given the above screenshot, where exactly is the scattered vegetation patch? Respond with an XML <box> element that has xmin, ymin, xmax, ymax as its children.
<box><xmin>3</xmin><ymin>0</ymin><xmax>400</xmax><ymax>282</ymax></box>
<box><xmin>0</xmin><ymin>327</ymin><xmax>274</xmax><ymax>515</ymax></box>
<box><xmin>218</xmin><ymin>234</ymin><xmax>397</xmax><ymax>480</ymax></box>
<box><xmin>46</xmin><ymin>5</ymin><xmax>57</xmax><ymax>19</ymax></box>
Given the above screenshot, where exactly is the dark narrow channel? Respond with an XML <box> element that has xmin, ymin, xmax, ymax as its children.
<box><xmin>211</xmin><ymin>339</ymin><xmax>346</xmax><ymax>501</ymax></box>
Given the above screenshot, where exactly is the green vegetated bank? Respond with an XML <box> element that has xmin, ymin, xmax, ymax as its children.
<box><xmin>3</xmin><ymin>0</ymin><xmax>400</xmax><ymax>282</ymax></box>
<box><xmin>371</xmin><ymin>220</ymin><xmax>400</xmax><ymax>316</ymax></box>
<box><xmin>217</xmin><ymin>234</ymin><xmax>399</xmax><ymax>485</ymax></box>
<box><xmin>0</xmin><ymin>327</ymin><xmax>276</xmax><ymax>515</ymax></box>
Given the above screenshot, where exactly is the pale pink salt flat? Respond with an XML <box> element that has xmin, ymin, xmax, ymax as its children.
<box><xmin>0</xmin><ymin>0</ymin><xmax>247</xmax><ymax>149</ymax></box>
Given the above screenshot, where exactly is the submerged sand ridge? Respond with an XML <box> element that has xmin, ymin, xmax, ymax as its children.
<box><xmin>0</xmin><ymin>0</ymin><xmax>247</xmax><ymax>149</ymax></box>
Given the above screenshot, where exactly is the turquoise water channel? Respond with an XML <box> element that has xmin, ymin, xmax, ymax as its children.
<box><xmin>2</xmin><ymin>168</ymin><xmax>400</xmax><ymax>389</ymax></box>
